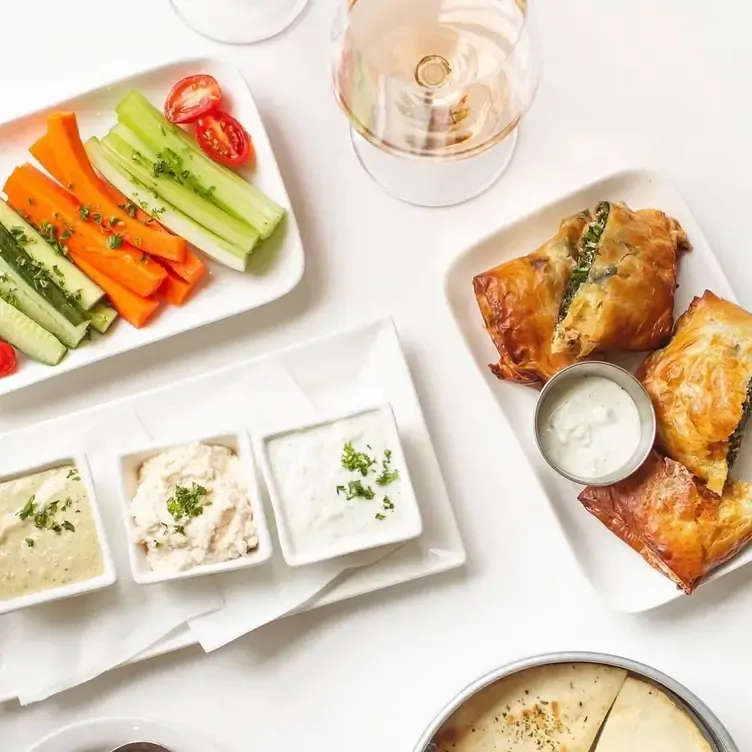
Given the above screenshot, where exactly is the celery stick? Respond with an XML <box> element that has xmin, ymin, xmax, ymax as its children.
<box><xmin>86</xmin><ymin>138</ymin><xmax>250</xmax><ymax>272</ymax></box>
<box><xmin>103</xmin><ymin>126</ymin><xmax>259</xmax><ymax>253</ymax></box>
<box><xmin>115</xmin><ymin>90</ymin><xmax>285</xmax><ymax>239</ymax></box>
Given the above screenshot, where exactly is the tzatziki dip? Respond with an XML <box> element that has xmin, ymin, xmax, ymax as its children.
<box><xmin>0</xmin><ymin>464</ymin><xmax>103</xmax><ymax>601</ymax></box>
<box><xmin>130</xmin><ymin>442</ymin><xmax>258</xmax><ymax>573</ymax></box>
<box><xmin>264</xmin><ymin>407</ymin><xmax>421</xmax><ymax>564</ymax></box>
<box><xmin>539</xmin><ymin>375</ymin><xmax>642</xmax><ymax>480</ymax></box>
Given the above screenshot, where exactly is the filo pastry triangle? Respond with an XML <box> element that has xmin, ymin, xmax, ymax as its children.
<box><xmin>578</xmin><ymin>451</ymin><xmax>752</xmax><ymax>593</ymax></box>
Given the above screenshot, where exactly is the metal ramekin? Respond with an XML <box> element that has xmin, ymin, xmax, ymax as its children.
<box><xmin>413</xmin><ymin>652</ymin><xmax>738</xmax><ymax>752</ymax></box>
<box><xmin>534</xmin><ymin>361</ymin><xmax>656</xmax><ymax>486</ymax></box>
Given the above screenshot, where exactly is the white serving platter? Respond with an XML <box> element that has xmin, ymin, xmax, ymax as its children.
<box><xmin>0</xmin><ymin>56</ymin><xmax>304</xmax><ymax>397</ymax></box>
<box><xmin>0</xmin><ymin>318</ymin><xmax>465</xmax><ymax>703</ymax></box>
<box><xmin>445</xmin><ymin>169</ymin><xmax>746</xmax><ymax>613</ymax></box>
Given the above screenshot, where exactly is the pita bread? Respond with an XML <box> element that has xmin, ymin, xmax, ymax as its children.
<box><xmin>594</xmin><ymin>677</ymin><xmax>713</xmax><ymax>752</ymax></box>
<box><xmin>432</xmin><ymin>663</ymin><xmax>627</xmax><ymax>751</ymax></box>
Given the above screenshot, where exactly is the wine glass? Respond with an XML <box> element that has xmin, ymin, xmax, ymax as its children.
<box><xmin>331</xmin><ymin>0</ymin><xmax>540</xmax><ymax>207</ymax></box>
<box><xmin>171</xmin><ymin>0</ymin><xmax>309</xmax><ymax>44</ymax></box>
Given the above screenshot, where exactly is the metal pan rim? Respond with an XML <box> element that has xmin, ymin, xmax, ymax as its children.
<box><xmin>413</xmin><ymin>651</ymin><xmax>737</xmax><ymax>752</ymax></box>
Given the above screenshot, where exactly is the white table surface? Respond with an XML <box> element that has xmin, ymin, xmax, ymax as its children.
<box><xmin>3</xmin><ymin>0</ymin><xmax>751</xmax><ymax>748</ymax></box>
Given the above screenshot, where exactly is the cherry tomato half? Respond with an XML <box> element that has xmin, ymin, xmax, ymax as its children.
<box><xmin>195</xmin><ymin>111</ymin><xmax>254</xmax><ymax>167</ymax></box>
<box><xmin>0</xmin><ymin>342</ymin><xmax>17</xmax><ymax>378</ymax></box>
<box><xmin>164</xmin><ymin>74</ymin><xmax>223</xmax><ymax>124</ymax></box>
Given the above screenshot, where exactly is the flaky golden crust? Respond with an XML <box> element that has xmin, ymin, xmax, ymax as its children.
<box><xmin>578</xmin><ymin>452</ymin><xmax>752</xmax><ymax>593</ymax></box>
<box><xmin>473</xmin><ymin>212</ymin><xmax>591</xmax><ymax>388</ymax></box>
<box><xmin>552</xmin><ymin>203</ymin><xmax>689</xmax><ymax>357</ymax></box>
<box><xmin>637</xmin><ymin>291</ymin><xmax>752</xmax><ymax>494</ymax></box>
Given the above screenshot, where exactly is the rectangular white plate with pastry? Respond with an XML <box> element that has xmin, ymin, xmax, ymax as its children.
<box><xmin>444</xmin><ymin>169</ymin><xmax>748</xmax><ymax>613</ymax></box>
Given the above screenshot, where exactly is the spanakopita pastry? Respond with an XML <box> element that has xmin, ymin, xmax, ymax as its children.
<box><xmin>578</xmin><ymin>451</ymin><xmax>752</xmax><ymax>593</ymax></box>
<box><xmin>473</xmin><ymin>211</ymin><xmax>592</xmax><ymax>387</ymax></box>
<box><xmin>594</xmin><ymin>677</ymin><xmax>713</xmax><ymax>752</ymax></box>
<box><xmin>552</xmin><ymin>201</ymin><xmax>689</xmax><ymax>357</ymax></box>
<box><xmin>638</xmin><ymin>291</ymin><xmax>752</xmax><ymax>494</ymax></box>
<box><xmin>432</xmin><ymin>662</ymin><xmax>627</xmax><ymax>752</ymax></box>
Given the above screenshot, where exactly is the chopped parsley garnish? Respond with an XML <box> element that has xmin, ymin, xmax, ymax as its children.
<box><xmin>167</xmin><ymin>482</ymin><xmax>211</xmax><ymax>523</ymax></box>
<box><xmin>108</xmin><ymin>216</ymin><xmax>120</xmax><ymax>228</ymax></box>
<box><xmin>382</xmin><ymin>496</ymin><xmax>394</xmax><ymax>511</ymax></box>
<box><xmin>67</xmin><ymin>468</ymin><xmax>80</xmax><ymax>481</ymax></box>
<box><xmin>25</xmin><ymin>538</ymin><xmax>34</xmax><ymax>548</ymax></box>
<box><xmin>375</xmin><ymin>513</ymin><xmax>386</xmax><ymax>521</ymax></box>
<box><xmin>91</xmin><ymin>212</ymin><xmax>103</xmax><ymax>225</ymax></box>
<box><xmin>17</xmin><ymin>496</ymin><xmax>36</xmax><ymax>521</ymax></box>
<box><xmin>341</xmin><ymin>442</ymin><xmax>376</xmax><ymax>476</ymax></box>
<box><xmin>17</xmin><ymin>491</ymin><xmax>77</xmax><ymax>535</ymax></box>
<box><xmin>337</xmin><ymin>480</ymin><xmax>375</xmax><ymax>500</ymax></box>
<box><xmin>107</xmin><ymin>233</ymin><xmax>123</xmax><ymax>249</ymax></box>
<box><xmin>375</xmin><ymin>449</ymin><xmax>399</xmax><ymax>486</ymax></box>
<box><xmin>79</xmin><ymin>205</ymin><xmax>91</xmax><ymax>221</ymax></box>
<box><xmin>9</xmin><ymin>226</ymin><xmax>31</xmax><ymax>246</ymax></box>
<box><xmin>174</xmin><ymin>525</ymin><xmax>186</xmax><ymax>536</ymax></box>
<box><xmin>119</xmin><ymin>200</ymin><xmax>139</xmax><ymax>219</ymax></box>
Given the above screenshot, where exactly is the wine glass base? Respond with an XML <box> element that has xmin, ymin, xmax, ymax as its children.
<box><xmin>349</xmin><ymin>127</ymin><xmax>519</xmax><ymax>208</ymax></box>
<box><xmin>170</xmin><ymin>0</ymin><xmax>309</xmax><ymax>44</ymax></box>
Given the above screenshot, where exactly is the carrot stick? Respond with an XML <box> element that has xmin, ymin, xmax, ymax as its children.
<box><xmin>32</xmin><ymin>131</ymin><xmax>206</xmax><ymax>286</ymax></box>
<box><xmin>45</xmin><ymin>112</ymin><xmax>186</xmax><ymax>262</ymax></box>
<box><xmin>29</xmin><ymin>132</ymin><xmax>62</xmax><ymax>179</ymax></box>
<box><xmin>68</xmin><ymin>252</ymin><xmax>159</xmax><ymax>328</ymax></box>
<box><xmin>156</xmin><ymin>266</ymin><xmax>196</xmax><ymax>306</ymax></box>
<box><xmin>4</xmin><ymin>164</ymin><xmax>166</xmax><ymax>298</ymax></box>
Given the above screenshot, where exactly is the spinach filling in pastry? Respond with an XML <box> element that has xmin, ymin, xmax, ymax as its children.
<box><xmin>558</xmin><ymin>201</ymin><xmax>611</xmax><ymax>320</ymax></box>
<box><xmin>473</xmin><ymin>211</ymin><xmax>592</xmax><ymax>387</ymax></box>
<box><xmin>638</xmin><ymin>291</ymin><xmax>752</xmax><ymax>494</ymax></box>
<box><xmin>552</xmin><ymin>201</ymin><xmax>689</xmax><ymax>357</ymax></box>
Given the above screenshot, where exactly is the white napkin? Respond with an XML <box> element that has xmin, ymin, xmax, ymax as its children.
<box><xmin>135</xmin><ymin>363</ymin><xmax>359</xmax><ymax>652</ymax></box>
<box><xmin>0</xmin><ymin>409</ymin><xmax>224</xmax><ymax>704</ymax></box>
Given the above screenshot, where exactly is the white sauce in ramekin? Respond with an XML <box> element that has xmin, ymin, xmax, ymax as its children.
<box><xmin>539</xmin><ymin>376</ymin><xmax>641</xmax><ymax>480</ymax></box>
<box><xmin>266</xmin><ymin>409</ymin><xmax>406</xmax><ymax>559</ymax></box>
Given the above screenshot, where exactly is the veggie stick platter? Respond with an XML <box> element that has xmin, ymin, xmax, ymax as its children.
<box><xmin>0</xmin><ymin>57</ymin><xmax>304</xmax><ymax>396</ymax></box>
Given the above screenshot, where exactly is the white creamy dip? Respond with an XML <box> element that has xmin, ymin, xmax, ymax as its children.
<box><xmin>539</xmin><ymin>376</ymin><xmax>642</xmax><ymax>480</ymax></box>
<box><xmin>130</xmin><ymin>443</ymin><xmax>258</xmax><ymax>573</ymax></box>
<box><xmin>266</xmin><ymin>409</ymin><xmax>410</xmax><ymax>560</ymax></box>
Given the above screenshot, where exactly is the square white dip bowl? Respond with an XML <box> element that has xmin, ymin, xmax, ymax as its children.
<box><xmin>0</xmin><ymin>453</ymin><xmax>116</xmax><ymax>616</ymax></box>
<box><xmin>116</xmin><ymin>431</ymin><xmax>273</xmax><ymax>585</ymax></box>
<box><xmin>256</xmin><ymin>404</ymin><xmax>423</xmax><ymax>567</ymax></box>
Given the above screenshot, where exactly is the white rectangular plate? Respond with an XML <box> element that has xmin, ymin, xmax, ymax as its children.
<box><xmin>445</xmin><ymin>169</ymin><xmax>746</xmax><ymax>613</ymax></box>
<box><xmin>0</xmin><ymin>57</ymin><xmax>304</xmax><ymax>396</ymax></box>
<box><xmin>0</xmin><ymin>318</ymin><xmax>465</xmax><ymax>702</ymax></box>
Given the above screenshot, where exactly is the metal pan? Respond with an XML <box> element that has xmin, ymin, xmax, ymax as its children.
<box><xmin>413</xmin><ymin>652</ymin><xmax>738</xmax><ymax>752</ymax></box>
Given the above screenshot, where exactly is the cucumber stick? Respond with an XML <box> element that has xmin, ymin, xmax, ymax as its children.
<box><xmin>0</xmin><ymin>295</ymin><xmax>66</xmax><ymax>365</ymax></box>
<box><xmin>103</xmin><ymin>126</ymin><xmax>259</xmax><ymax>253</ymax></box>
<box><xmin>86</xmin><ymin>137</ymin><xmax>251</xmax><ymax>272</ymax></box>
<box><xmin>0</xmin><ymin>200</ymin><xmax>104</xmax><ymax>311</ymax></box>
<box><xmin>87</xmin><ymin>302</ymin><xmax>118</xmax><ymax>334</ymax></box>
<box><xmin>0</xmin><ymin>223</ymin><xmax>89</xmax><ymax>348</ymax></box>
<box><xmin>115</xmin><ymin>90</ymin><xmax>285</xmax><ymax>239</ymax></box>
